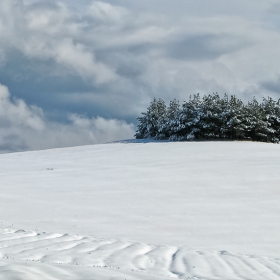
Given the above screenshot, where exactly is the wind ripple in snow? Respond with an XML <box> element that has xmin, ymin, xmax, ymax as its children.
<box><xmin>0</xmin><ymin>229</ymin><xmax>280</xmax><ymax>280</ymax></box>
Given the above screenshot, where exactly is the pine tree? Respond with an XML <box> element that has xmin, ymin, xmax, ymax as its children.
<box><xmin>225</xmin><ymin>95</ymin><xmax>246</xmax><ymax>140</ymax></box>
<box><xmin>156</xmin><ymin>99</ymin><xmax>180</xmax><ymax>140</ymax></box>
<box><xmin>262</xmin><ymin>97</ymin><xmax>280</xmax><ymax>143</ymax></box>
<box><xmin>244</xmin><ymin>98</ymin><xmax>269</xmax><ymax>142</ymax></box>
<box><xmin>135</xmin><ymin>98</ymin><xmax>166</xmax><ymax>139</ymax></box>
<box><xmin>171</xmin><ymin>93</ymin><xmax>202</xmax><ymax>140</ymax></box>
<box><xmin>200</xmin><ymin>93</ymin><xmax>224</xmax><ymax>139</ymax></box>
<box><xmin>135</xmin><ymin>94</ymin><xmax>280</xmax><ymax>143</ymax></box>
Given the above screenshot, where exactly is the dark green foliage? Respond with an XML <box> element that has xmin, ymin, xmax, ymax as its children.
<box><xmin>135</xmin><ymin>93</ymin><xmax>280</xmax><ymax>143</ymax></box>
<box><xmin>135</xmin><ymin>98</ymin><xmax>166</xmax><ymax>139</ymax></box>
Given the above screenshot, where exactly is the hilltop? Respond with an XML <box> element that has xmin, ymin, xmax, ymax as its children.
<box><xmin>0</xmin><ymin>141</ymin><xmax>280</xmax><ymax>279</ymax></box>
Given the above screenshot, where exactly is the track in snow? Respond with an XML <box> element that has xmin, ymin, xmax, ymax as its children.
<box><xmin>1</xmin><ymin>228</ymin><xmax>280</xmax><ymax>280</ymax></box>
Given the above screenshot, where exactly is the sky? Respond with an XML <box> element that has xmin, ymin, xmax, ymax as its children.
<box><xmin>1</xmin><ymin>0</ymin><xmax>280</xmax><ymax>152</ymax></box>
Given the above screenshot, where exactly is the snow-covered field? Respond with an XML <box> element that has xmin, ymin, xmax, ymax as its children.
<box><xmin>0</xmin><ymin>141</ymin><xmax>280</xmax><ymax>280</ymax></box>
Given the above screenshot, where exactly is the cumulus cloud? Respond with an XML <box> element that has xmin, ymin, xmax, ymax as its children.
<box><xmin>0</xmin><ymin>84</ymin><xmax>44</xmax><ymax>131</ymax></box>
<box><xmin>0</xmin><ymin>84</ymin><xmax>135</xmax><ymax>152</ymax></box>
<box><xmin>0</xmin><ymin>0</ymin><xmax>116</xmax><ymax>84</ymax></box>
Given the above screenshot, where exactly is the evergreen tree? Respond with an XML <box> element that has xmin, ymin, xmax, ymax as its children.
<box><xmin>171</xmin><ymin>93</ymin><xmax>202</xmax><ymax>140</ymax></box>
<box><xmin>244</xmin><ymin>98</ymin><xmax>269</xmax><ymax>142</ymax></box>
<box><xmin>225</xmin><ymin>95</ymin><xmax>246</xmax><ymax>140</ymax></box>
<box><xmin>262</xmin><ymin>97</ymin><xmax>280</xmax><ymax>143</ymax></box>
<box><xmin>135</xmin><ymin>93</ymin><xmax>280</xmax><ymax>143</ymax></box>
<box><xmin>156</xmin><ymin>99</ymin><xmax>180</xmax><ymax>140</ymax></box>
<box><xmin>135</xmin><ymin>98</ymin><xmax>166</xmax><ymax>139</ymax></box>
<box><xmin>200</xmin><ymin>93</ymin><xmax>224</xmax><ymax>139</ymax></box>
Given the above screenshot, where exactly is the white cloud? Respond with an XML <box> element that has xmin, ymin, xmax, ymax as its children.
<box><xmin>0</xmin><ymin>84</ymin><xmax>135</xmax><ymax>152</ymax></box>
<box><xmin>69</xmin><ymin>114</ymin><xmax>134</xmax><ymax>144</ymax></box>
<box><xmin>0</xmin><ymin>84</ymin><xmax>44</xmax><ymax>130</ymax></box>
<box><xmin>0</xmin><ymin>0</ymin><xmax>117</xmax><ymax>84</ymax></box>
<box><xmin>54</xmin><ymin>38</ymin><xmax>117</xmax><ymax>83</ymax></box>
<box><xmin>88</xmin><ymin>1</ymin><xmax>128</xmax><ymax>22</ymax></box>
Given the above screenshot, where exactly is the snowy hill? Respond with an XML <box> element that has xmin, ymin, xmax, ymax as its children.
<box><xmin>0</xmin><ymin>141</ymin><xmax>280</xmax><ymax>279</ymax></box>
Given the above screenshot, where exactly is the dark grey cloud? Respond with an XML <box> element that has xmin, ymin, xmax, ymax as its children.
<box><xmin>0</xmin><ymin>134</ymin><xmax>28</xmax><ymax>153</ymax></box>
<box><xmin>165</xmin><ymin>34</ymin><xmax>250</xmax><ymax>61</ymax></box>
<box><xmin>268</xmin><ymin>3</ymin><xmax>280</xmax><ymax>14</ymax></box>
<box><xmin>0</xmin><ymin>51</ymin><xmax>95</xmax><ymax>120</ymax></box>
<box><xmin>261</xmin><ymin>78</ymin><xmax>280</xmax><ymax>95</ymax></box>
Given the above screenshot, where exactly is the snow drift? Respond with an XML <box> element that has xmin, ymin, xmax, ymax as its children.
<box><xmin>0</xmin><ymin>141</ymin><xmax>279</xmax><ymax>279</ymax></box>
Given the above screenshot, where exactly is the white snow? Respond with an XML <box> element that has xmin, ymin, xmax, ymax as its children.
<box><xmin>0</xmin><ymin>141</ymin><xmax>280</xmax><ymax>279</ymax></box>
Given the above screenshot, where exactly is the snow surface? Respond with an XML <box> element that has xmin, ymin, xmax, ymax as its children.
<box><xmin>0</xmin><ymin>141</ymin><xmax>280</xmax><ymax>279</ymax></box>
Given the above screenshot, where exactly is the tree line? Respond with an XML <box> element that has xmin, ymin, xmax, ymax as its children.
<box><xmin>135</xmin><ymin>93</ymin><xmax>280</xmax><ymax>143</ymax></box>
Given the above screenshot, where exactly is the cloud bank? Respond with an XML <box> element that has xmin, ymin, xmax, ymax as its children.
<box><xmin>0</xmin><ymin>84</ymin><xmax>134</xmax><ymax>152</ymax></box>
